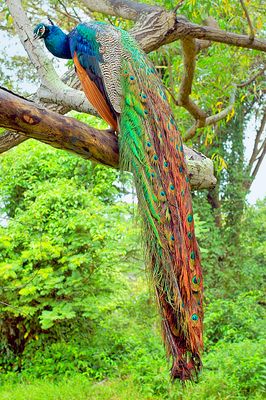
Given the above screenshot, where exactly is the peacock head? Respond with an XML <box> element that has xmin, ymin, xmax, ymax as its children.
<box><xmin>33</xmin><ymin>23</ymin><xmax>51</xmax><ymax>40</ymax></box>
<box><xmin>33</xmin><ymin>21</ymin><xmax>71</xmax><ymax>59</ymax></box>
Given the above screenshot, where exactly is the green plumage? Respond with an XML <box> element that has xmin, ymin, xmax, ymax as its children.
<box><xmin>118</xmin><ymin>28</ymin><xmax>203</xmax><ymax>380</ymax></box>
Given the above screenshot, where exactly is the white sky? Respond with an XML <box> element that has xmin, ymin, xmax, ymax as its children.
<box><xmin>1</xmin><ymin>32</ymin><xmax>265</xmax><ymax>204</ymax></box>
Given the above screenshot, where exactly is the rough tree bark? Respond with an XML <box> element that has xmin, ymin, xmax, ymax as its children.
<box><xmin>0</xmin><ymin>88</ymin><xmax>216</xmax><ymax>190</ymax></box>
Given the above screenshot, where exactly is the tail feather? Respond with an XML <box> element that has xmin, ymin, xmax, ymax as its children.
<box><xmin>118</xmin><ymin>31</ymin><xmax>203</xmax><ymax>380</ymax></box>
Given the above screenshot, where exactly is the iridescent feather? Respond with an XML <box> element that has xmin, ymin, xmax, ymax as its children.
<box><xmin>35</xmin><ymin>21</ymin><xmax>204</xmax><ymax>380</ymax></box>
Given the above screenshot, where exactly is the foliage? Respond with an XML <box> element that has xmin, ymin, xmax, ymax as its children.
<box><xmin>0</xmin><ymin>140</ymin><xmax>140</xmax><ymax>372</ymax></box>
<box><xmin>0</xmin><ymin>140</ymin><xmax>265</xmax><ymax>399</ymax></box>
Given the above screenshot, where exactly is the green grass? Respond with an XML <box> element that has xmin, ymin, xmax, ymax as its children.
<box><xmin>0</xmin><ymin>375</ymin><xmax>264</xmax><ymax>400</ymax></box>
<box><xmin>0</xmin><ymin>377</ymin><xmax>145</xmax><ymax>400</ymax></box>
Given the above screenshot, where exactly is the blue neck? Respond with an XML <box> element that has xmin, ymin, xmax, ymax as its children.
<box><xmin>44</xmin><ymin>26</ymin><xmax>71</xmax><ymax>59</ymax></box>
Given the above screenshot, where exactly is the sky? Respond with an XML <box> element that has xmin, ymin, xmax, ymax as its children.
<box><xmin>1</xmin><ymin>31</ymin><xmax>265</xmax><ymax>205</ymax></box>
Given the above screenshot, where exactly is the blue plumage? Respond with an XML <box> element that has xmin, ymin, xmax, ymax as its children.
<box><xmin>33</xmin><ymin>22</ymin><xmax>116</xmax><ymax>121</ymax></box>
<box><xmin>33</xmin><ymin>24</ymin><xmax>71</xmax><ymax>59</ymax></box>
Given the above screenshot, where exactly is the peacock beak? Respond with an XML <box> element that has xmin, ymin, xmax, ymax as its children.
<box><xmin>33</xmin><ymin>33</ymin><xmax>38</xmax><ymax>40</ymax></box>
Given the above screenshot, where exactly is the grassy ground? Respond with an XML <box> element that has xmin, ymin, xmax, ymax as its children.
<box><xmin>0</xmin><ymin>375</ymin><xmax>264</xmax><ymax>400</ymax></box>
<box><xmin>0</xmin><ymin>377</ymin><xmax>150</xmax><ymax>400</ymax></box>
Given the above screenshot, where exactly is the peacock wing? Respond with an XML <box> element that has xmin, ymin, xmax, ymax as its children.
<box><xmin>69</xmin><ymin>22</ymin><xmax>123</xmax><ymax>129</ymax></box>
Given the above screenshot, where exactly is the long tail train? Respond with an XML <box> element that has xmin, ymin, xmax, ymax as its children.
<box><xmin>118</xmin><ymin>30</ymin><xmax>203</xmax><ymax>380</ymax></box>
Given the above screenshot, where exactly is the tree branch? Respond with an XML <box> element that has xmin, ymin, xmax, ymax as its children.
<box><xmin>251</xmin><ymin>140</ymin><xmax>266</xmax><ymax>181</ymax></box>
<box><xmin>127</xmin><ymin>9</ymin><xmax>266</xmax><ymax>52</ymax></box>
<box><xmin>82</xmin><ymin>0</ymin><xmax>265</xmax><ymax>54</ymax></box>
<box><xmin>248</xmin><ymin>110</ymin><xmax>266</xmax><ymax>170</ymax></box>
<box><xmin>183</xmin><ymin>88</ymin><xmax>237</xmax><ymax>141</ymax></box>
<box><xmin>0</xmin><ymin>87</ymin><xmax>118</xmax><ymax>167</ymax></box>
<box><xmin>178</xmin><ymin>39</ymin><xmax>198</xmax><ymax>110</ymax></box>
<box><xmin>239</xmin><ymin>0</ymin><xmax>255</xmax><ymax>40</ymax></box>
<box><xmin>0</xmin><ymin>130</ymin><xmax>28</xmax><ymax>152</ymax></box>
<box><xmin>177</xmin><ymin>38</ymin><xmax>207</xmax><ymax>121</ymax></box>
<box><xmin>0</xmin><ymin>88</ymin><xmax>216</xmax><ymax>190</ymax></box>
<box><xmin>82</xmin><ymin>0</ymin><xmax>162</xmax><ymax>21</ymax></box>
<box><xmin>237</xmin><ymin>67</ymin><xmax>265</xmax><ymax>88</ymax></box>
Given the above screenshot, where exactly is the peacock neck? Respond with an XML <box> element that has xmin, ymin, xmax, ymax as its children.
<box><xmin>44</xmin><ymin>27</ymin><xmax>71</xmax><ymax>59</ymax></box>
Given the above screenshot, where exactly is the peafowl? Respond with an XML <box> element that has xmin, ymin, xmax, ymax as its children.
<box><xmin>33</xmin><ymin>20</ymin><xmax>203</xmax><ymax>380</ymax></box>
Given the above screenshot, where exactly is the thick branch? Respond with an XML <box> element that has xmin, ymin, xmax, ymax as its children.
<box><xmin>173</xmin><ymin>16</ymin><xmax>265</xmax><ymax>51</ymax></box>
<box><xmin>0</xmin><ymin>88</ymin><xmax>118</xmax><ymax>167</ymax></box>
<box><xmin>0</xmin><ymin>130</ymin><xmax>28</xmax><ymax>152</ymax></box>
<box><xmin>132</xmin><ymin>13</ymin><xmax>266</xmax><ymax>53</ymax></box>
<box><xmin>83</xmin><ymin>0</ymin><xmax>265</xmax><ymax>53</ymax></box>
<box><xmin>0</xmin><ymin>88</ymin><xmax>216</xmax><ymax>190</ymax></box>
<box><xmin>82</xmin><ymin>0</ymin><xmax>162</xmax><ymax>21</ymax></box>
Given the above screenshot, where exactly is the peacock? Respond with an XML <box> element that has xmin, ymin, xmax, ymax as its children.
<box><xmin>33</xmin><ymin>20</ymin><xmax>203</xmax><ymax>380</ymax></box>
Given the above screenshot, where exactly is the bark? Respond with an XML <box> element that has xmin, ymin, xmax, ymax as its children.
<box><xmin>83</xmin><ymin>0</ymin><xmax>266</xmax><ymax>52</ymax></box>
<box><xmin>131</xmin><ymin>13</ymin><xmax>266</xmax><ymax>53</ymax></box>
<box><xmin>83</xmin><ymin>0</ymin><xmax>161</xmax><ymax>21</ymax></box>
<box><xmin>0</xmin><ymin>88</ymin><xmax>216</xmax><ymax>190</ymax></box>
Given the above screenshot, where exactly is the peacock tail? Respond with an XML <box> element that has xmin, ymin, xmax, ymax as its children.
<box><xmin>117</xmin><ymin>28</ymin><xmax>203</xmax><ymax>380</ymax></box>
<box><xmin>35</xmin><ymin>20</ymin><xmax>204</xmax><ymax>380</ymax></box>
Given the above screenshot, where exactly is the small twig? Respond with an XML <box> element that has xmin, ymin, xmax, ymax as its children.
<box><xmin>239</xmin><ymin>0</ymin><xmax>255</xmax><ymax>40</ymax></box>
<box><xmin>248</xmin><ymin>110</ymin><xmax>266</xmax><ymax>169</ymax></box>
<box><xmin>55</xmin><ymin>1</ymin><xmax>81</xmax><ymax>24</ymax></box>
<box><xmin>237</xmin><ymin>67</ymin><xmax>265</xmax><ymax>88</ymax></box>
<box><xmin>173</xmin><ymin>0</ymin><xmax>185</xmax><ymax>13</ymax></box>
<box><xmin>257</xmin><ymin>136</ymin><xmax>266</xmax><ymax>156</ymax></box>
<box><xmin>72</xmin><ymin>7</ymin><xmax>82</xmax><ymax>22</ymax></box>
<box><xmin>251</xmin><ymin>141</ymin><xmax>266</xmax><ymax>180</ymax></box>
<box><xmin>0</xmin><ymin>301</ymin><xmax>20</xmax><ymax>309</ymax></box>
